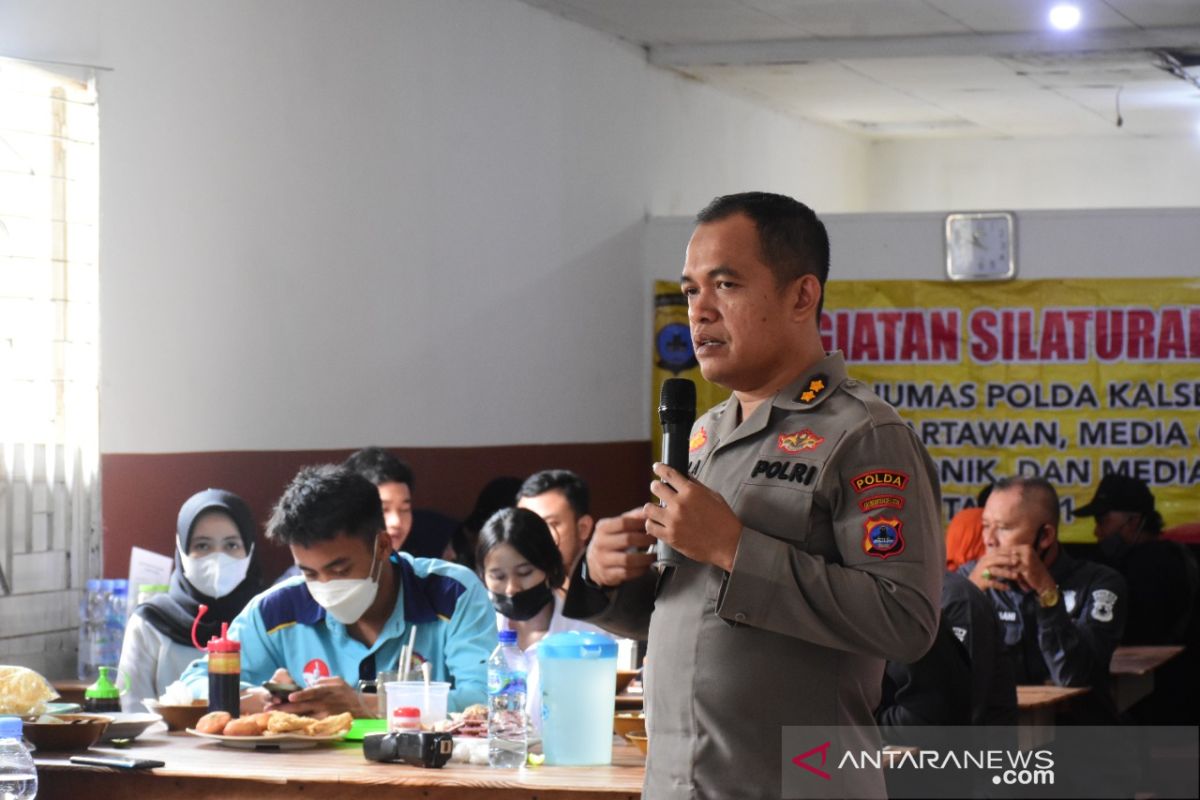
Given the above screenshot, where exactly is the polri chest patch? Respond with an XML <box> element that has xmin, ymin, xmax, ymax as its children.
<box><xmin>749</xmin><ymin>458</ymin><xmax>819</xmax><ymax>486</ymax></box>
<box><xmin>777</xmin><ymin>428</ymin><xmax>824</xmax><ymax>454</ymax></box>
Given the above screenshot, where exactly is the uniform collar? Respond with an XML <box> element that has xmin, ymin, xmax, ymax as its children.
<box><xmin>773</xmin><ymin>351</ymin><xmax>847</xmax><ymax>411</ymax></box>
<box><xmin>706</xmin><ymin>351</ymin><xmax>847</xmax><ymax>452</ymax></box>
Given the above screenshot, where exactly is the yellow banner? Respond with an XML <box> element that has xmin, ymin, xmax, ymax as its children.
<box><xmin>652</xmin><ymin>277</ymin><xmax>1200</xmax><ymax>543</ymax></box>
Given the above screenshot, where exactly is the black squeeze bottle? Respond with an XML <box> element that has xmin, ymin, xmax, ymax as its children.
<box><xmin>192</xmin><ymin>605</ymin><xmax>241</xmax><ymax>717</ymax></box>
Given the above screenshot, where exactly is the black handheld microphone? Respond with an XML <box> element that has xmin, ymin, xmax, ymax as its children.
<box><xmin>656</xmin><ymin>378</ymin><xmax>696</xmax><ymax>568</ymax></box>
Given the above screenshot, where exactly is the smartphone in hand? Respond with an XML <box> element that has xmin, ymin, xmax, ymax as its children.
<box><xmin>262</xmin><ymin>680</ymin><xmax>301</xmax><ymax>700</ymax></box>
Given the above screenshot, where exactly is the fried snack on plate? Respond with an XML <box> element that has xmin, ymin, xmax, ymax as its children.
<box><xmin>461</xmin><ymin>703</ymin><xmax>488</xmax><ymax>720</ymax></box>
<box><xmin>195</xmin><ymin>711</ymin><xmax>232</xmax><ymax>734</ymax></box>
<box><xmin>304</xmin><ymin>712</ymin><xmax>353</xmax><ymax>736</ymax></box>
<box><xmin>221</xmin><ymin>716</ymin><xmax>264</xmax><ymax>736</ymax></box>
<box><xmin>0</xmin><ymin>665</ymin><xmax>59</xmax><ymax>716</ymax></box>
<box><xmin>266</xmin><ymin>711</ymin><xmax>314</xmax><ymax>734</ymax></box>
<box><xmin>249</xmin><ymin>711</ymin><xmax>273</xmax><ymax>733</ymax></box>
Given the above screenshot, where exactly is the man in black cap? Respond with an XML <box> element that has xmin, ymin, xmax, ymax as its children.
<box><xmin>1076</xmin><ymin>473</ymin><xmax>1199</xmax><ymax>646</ymax></box>
<box><xmin>1076</xmin><ymin>474</ymin><xmax>1200</xmax><ymax>723</ymax></box>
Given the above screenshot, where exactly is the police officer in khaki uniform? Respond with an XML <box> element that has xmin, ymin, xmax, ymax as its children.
<box><xmin>565</xmin><ymin>192</ymin><xmax>943</xmax><ymax>799</ymax></box>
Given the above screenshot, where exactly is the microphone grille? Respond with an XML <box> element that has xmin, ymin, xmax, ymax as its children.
<box><xmin>659</xmin><ymin>378</ymin><xmax>696</xmax><ymax>419</ymax></box>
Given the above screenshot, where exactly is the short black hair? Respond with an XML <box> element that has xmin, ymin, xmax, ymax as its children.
<box><xmin>475</xmin><ymin>507</ymin><xmax>566</xmax><ymax>590</ymax></box>
<box><xmin>266</xmin><ymin>464</ymin><xmax>384</xmax><ymax>548</ymax></box>
<box><xmin>463</xmin><ymin>476</ymin><xmax>524</xmax><ymax>533</ymax></box>
<box><xmin>516</xmin><ymin>469</ymin><xmax>590</xmax><ymax>519</ymax></box>
<box><xmin>343</xmin><ymin>446</ymin><xmax>414</xmax><ymax>490</ymax></box>
<box><xmin>993</xmin><ymin>475</ymin><xmax>1059</xmax><ymax>528</ymax></box>
<box><xmin>696</xmin><ymin>191</ymin><xmax>831</xmax><ymax>316</ymax></box>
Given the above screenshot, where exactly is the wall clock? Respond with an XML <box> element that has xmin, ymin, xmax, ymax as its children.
<box><xmin>945</xmin><ymin>212</ymin><xmax>1015</xmax><ymax>281</ymax></box>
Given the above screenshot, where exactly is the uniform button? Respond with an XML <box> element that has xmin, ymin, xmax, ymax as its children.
<box><xmin>734</xmin><ymin>612</ymin><xmax>746</xmax><ymax>622</ymax></box>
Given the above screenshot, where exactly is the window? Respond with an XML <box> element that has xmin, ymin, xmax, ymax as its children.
<box><xmin>0</xmin><ymin>57</ymin><xmax>99</xmax><ymax>678</ymax></box>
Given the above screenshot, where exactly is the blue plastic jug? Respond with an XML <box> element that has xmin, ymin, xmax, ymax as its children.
<box><xmin>537</xmin><ymin>631</ymin><xmax>618</xmax><ymax>765</ymax></box>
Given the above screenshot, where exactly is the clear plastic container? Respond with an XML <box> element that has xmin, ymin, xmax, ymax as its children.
<box><xmin>0</xmin><ymin>716</ymin><xmax>37</xmax><ymax>800</ymax></box>
<box><xmin>383</xmin><ymin>681</ymin><xmax>449</xmax><ymax>729</ymax></box>
<box><xmin>537</xmin><ymin>630</ymin><xmax>617</xmax><ymax>766</ymax></box>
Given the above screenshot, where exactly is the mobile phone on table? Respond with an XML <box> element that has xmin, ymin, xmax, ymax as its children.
<box><xmin>69</xmin><ymin>755</ymin><xmax>164</xmax><ymax>770</ymax></box>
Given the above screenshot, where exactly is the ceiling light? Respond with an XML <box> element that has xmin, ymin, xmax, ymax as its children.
<box><xmin>1049</xmin><ymin>4</ymin><xmax>1082</xmax><ymax>31</ymax></box>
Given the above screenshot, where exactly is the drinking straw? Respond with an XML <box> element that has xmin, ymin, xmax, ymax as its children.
<box><xmin>400</xmin><ymin>624</ymin><xmax>418</xmax><ymax>677</ymax></box>
<box><xmin>421</xmin><ymin>661</ymin><xmax>432</xmax><ymax>720</ymax></box>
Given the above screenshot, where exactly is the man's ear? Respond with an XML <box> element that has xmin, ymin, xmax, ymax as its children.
<box><xmin>791</xmin><ymin>274</ymin><xmax>822</xmax><ymax>323</ymax></box>
<box><xmin>1036</xmin><ymin>524</ymin><xmax>1056</xmax><ymax>553</ymax></box>
<box><xmin>578</xmin><ymin>514</ymin><xmax>594</xmax><ymax>544</ymax></box>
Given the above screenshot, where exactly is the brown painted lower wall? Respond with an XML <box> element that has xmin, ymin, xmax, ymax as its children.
<box><xmin>100</xmin><ymin>441</ymin><xmax>650</xmax><ymax>582</ymax></box>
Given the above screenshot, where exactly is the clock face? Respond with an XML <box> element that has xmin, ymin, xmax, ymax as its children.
<box><xmin>945</xmin><ymin>213</ymin><xmax>1015</xmax><ymax>281</ymax></box>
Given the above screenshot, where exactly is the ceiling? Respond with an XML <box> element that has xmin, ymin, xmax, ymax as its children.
<box><xmin>518</xmin><ymin>0</ymin><xmax>1200</xmax><ymax>139</ymax></box>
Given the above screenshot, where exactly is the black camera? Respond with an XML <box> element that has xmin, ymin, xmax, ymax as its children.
<box><xmin>362</xmin><ymin>731</ymin><xmax>454</xmax><ymax>768</ymax></box>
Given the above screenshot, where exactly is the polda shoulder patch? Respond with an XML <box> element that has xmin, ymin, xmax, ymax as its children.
<box><xmin>851</xmin><ymin>469</ymin><xmax>910</xmax><ymax>493</ymax></box>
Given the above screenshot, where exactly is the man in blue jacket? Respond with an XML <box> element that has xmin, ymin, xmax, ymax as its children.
<box><xmin>180</xmin><ymin>464</ymin><xmax>495</xmax><ymax>717</ymax></box>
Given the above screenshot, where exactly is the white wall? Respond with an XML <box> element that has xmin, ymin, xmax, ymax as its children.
<box><xmin>865</xmin><ymin>136</ymin><xmax>1200</xmax><ymax>213</ymax></box>
<box><xmin>5</xmin><ymin>0</ymin><xmax>1195</xmax><ymax>454</ymax></box>
<box><xmin>0</xmin><ymin>0</ymin><xmax>870</xmax><ymax>452</ymax></box>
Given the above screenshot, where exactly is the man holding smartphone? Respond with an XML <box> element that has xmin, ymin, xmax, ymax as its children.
<box><xmin>963</xmin><ymin>475</ymin><xmax>1127</xmax><ymax>719</ymax></box>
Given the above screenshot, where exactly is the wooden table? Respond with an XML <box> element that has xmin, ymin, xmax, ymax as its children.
<box><xmin>1015</xmin><ymin>685</ymin><xmax>1090</xmax><ymax>749</ymax></box>
<box><xmin>34</xmin><ymin>724</ymin><xmax>646</xmax><ymax>800</ymax></box>
<box><xmin>1109</xmin><ymin>645</ymin><xmax>1185</xmax><ymax>713</ymax></box>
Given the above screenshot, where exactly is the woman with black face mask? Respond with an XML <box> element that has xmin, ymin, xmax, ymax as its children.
<box><xmin>477</xmin><ymin>507</ymin><xmax>603</xmax><ymax>648</ymax></box>
<box><xmin>477</xmin><ymin>507</ymin><xmax>604</xmax><ymax>731</ymax></box>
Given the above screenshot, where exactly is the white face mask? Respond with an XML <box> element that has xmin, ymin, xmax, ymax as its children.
<box><xmin>305</xmin><ymin>545</ymin><xmax>382</xmax><ymax>625</ymax></box>
<box><xmin>179</xmin><ymin>545</ymin><xmax>253</xmax><ymax>599</ymax></box>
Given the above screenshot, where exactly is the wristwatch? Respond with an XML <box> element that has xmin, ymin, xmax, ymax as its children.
<box><xmin>1037</xmin><ymin>584</ymin><xmax>1061</xmax><ymax>609</ymax></box>
<box><xmin>579</xmin><ymin>554</ymin><xmax>604</xmax><ymax>591</ymax></box>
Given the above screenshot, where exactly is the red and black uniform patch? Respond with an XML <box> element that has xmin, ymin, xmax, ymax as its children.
<box><xmin>862</xmin><ymin>516</ymin><xmax>905</xmax><ymax>559</ymax></box>
<box><xmin>850</xmin><ymin>469</ymin><xmax>909</xmax><ymax>493</ymax></box>
<box><xmin>858</xmin><ymin>494</ymin><xmax>905</xmax><ymax>513</ymax></box>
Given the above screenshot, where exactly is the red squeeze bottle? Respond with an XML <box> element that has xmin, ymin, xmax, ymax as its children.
<box><xmin>192</xmin><ymin>604</ymin><xmax>241</xmax><ymax>718</ymax></box>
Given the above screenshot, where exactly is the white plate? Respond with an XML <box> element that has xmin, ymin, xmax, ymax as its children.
<box><xmin>100</xmin><ymin>712</ymin><xmax>163</xmax><ymax>741</ymax></box>
<box><xmin>186</xmin><ymin>728</ymin><xmax>346</xmax><ymax>750</ymax></box>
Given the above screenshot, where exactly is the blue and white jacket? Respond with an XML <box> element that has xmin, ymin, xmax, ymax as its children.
<box><xmin>180</xmin><ymin>552</ymin><xmax>496</xmax><ymax>711</ymax></box>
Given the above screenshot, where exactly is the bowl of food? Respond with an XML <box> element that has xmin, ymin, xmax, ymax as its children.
<box><xmin>19</xmin><ymin>714</ymin><xmax>111</xmax><ymax>751</ymax></box>
<box><xmin>143</xmin><ymin>698</ymin><xmax>208</xmax><ymax>732</ymax></box>
<box><xmin>99</xmin><ymin>712</ymin><xmax>163</xmax><ymax>742</ymax></box>
<box><xmin>625</xmin><ymin>730</ymin><xmax>648</xmax><ymax>756</ymax></box>
<box><xmin>613</xmin><ymin>712</ymin><xmax>645</xmax><ymax>738</ymax></box>
<box><xmin>615</xmin><ymin>670</ymin><xmax>639</xmax><ymax>695</ymax></box>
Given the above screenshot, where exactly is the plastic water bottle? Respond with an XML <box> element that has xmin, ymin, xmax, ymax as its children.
<box><xmin>487</xmin><ymin>630</ymin><xmax>528</xmax><ymax>768</ymax></box>
<box><xmin>77</xmin><ymin>578</ymin><xmax>103</xmax><ymax>680</ymax></box>
<box><xmin>0</xmin><ymin>716</ymin><xmax>37</xmax><ymax>799</ymax></box>
<box><xmin>105</xmin><ymin>580</ymin><xmax>129</xmax><ymax>667</ymax></box>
